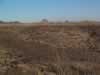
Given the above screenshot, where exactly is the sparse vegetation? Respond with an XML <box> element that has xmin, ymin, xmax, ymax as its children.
<box><xmin>0</xmin><ymin>23</ymin><xmax>99</xmax><ymax>75</ymax></box>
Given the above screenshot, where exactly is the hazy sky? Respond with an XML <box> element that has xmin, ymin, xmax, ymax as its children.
<box><xmin>0</xmin><ymin>0</ymin><xmax>100</xmax><ymax>22</ymax></box>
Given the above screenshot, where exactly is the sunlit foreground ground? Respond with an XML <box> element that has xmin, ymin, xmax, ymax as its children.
<box><xmin>0</xmin><ymin>22</ymin><xmax>100</xmax><ymax>75</ymax></box>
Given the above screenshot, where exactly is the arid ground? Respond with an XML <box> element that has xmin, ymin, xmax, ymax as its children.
<box><xmin>0</xmin><ymin>22</ymin><xmax>100</xmax><ymax>75</ymax></box>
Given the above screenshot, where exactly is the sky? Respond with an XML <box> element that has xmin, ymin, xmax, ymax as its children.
<box><xmin>0</xmin><ymin>0</ymin><xmax>100</xmax><ymax>22</ymax></box>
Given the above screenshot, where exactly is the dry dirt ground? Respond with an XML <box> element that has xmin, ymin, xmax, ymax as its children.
<box><xmin>0</xmin><ymin>23</ymin><xmax>99</xmax><ymax>75</ymax></box>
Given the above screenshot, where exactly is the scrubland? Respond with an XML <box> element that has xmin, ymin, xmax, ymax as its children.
<box><xmin>0</xmin><ymin>22</ymin><xmax>99</xmax><ymax>75</ymax></box>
